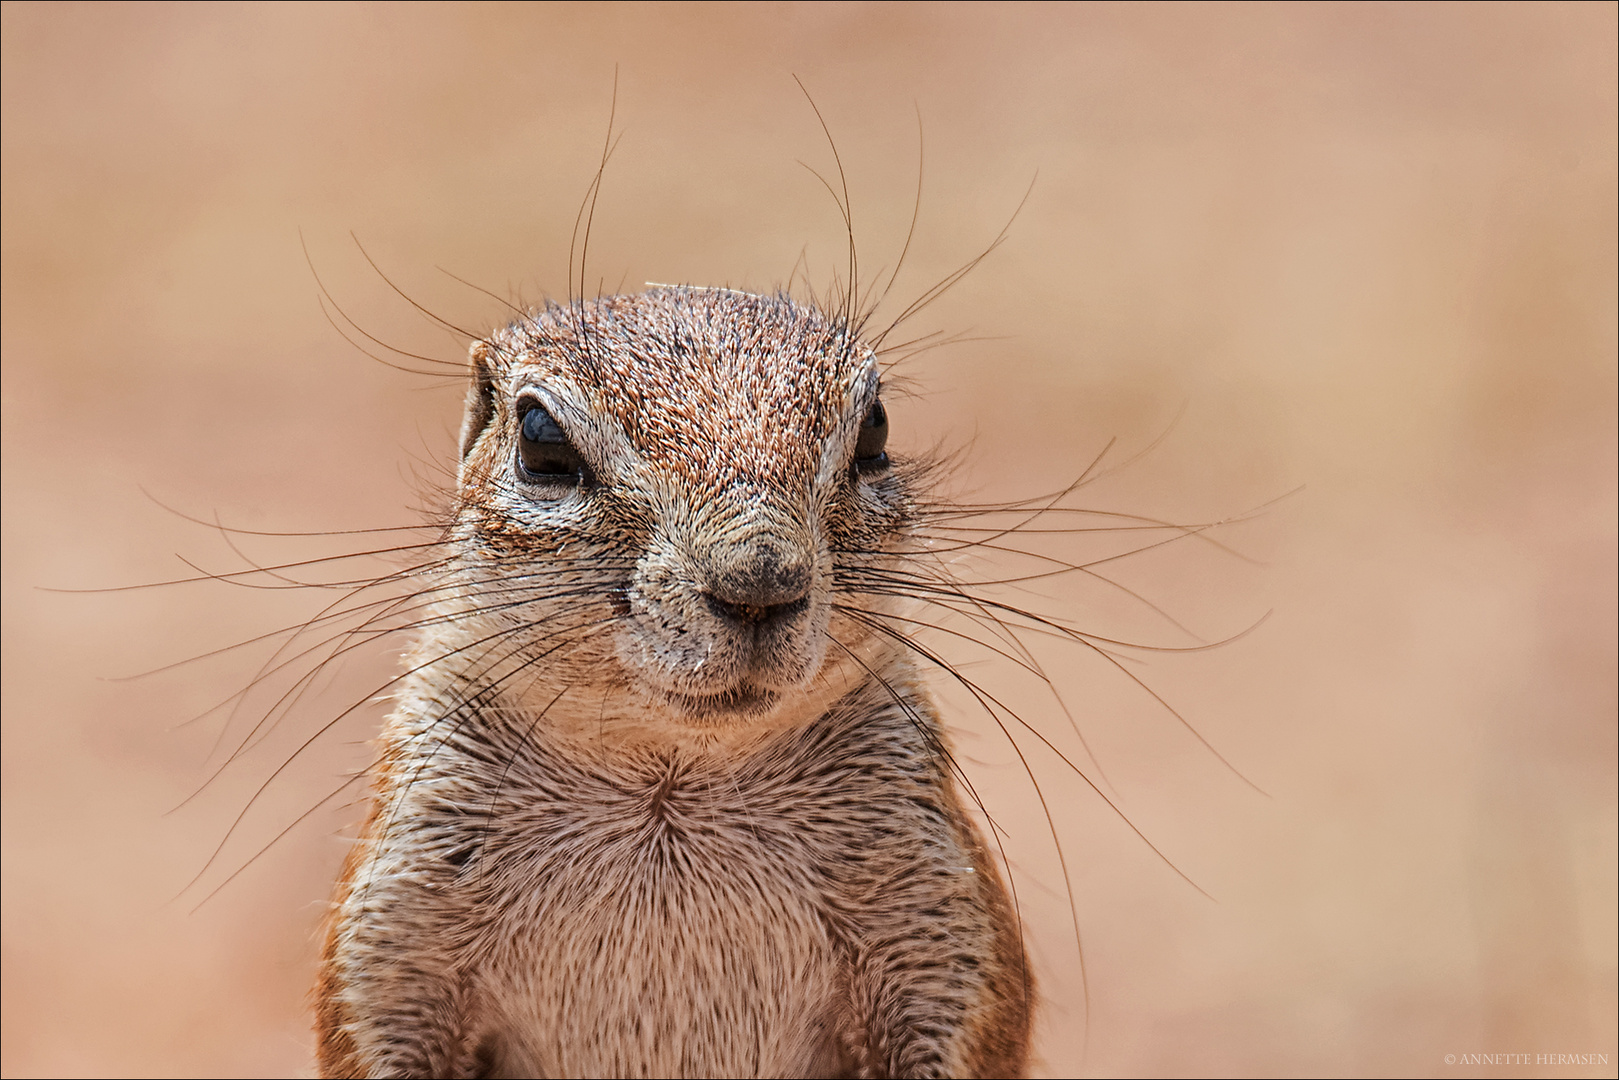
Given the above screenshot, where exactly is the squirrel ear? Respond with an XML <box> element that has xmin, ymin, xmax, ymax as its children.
<box><xmin>459</xmin><ymin>340</ymin><xmax>497</xmax><ymax>461</ymax></box>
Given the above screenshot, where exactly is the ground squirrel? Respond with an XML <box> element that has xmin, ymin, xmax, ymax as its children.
<box><xmin>313</xmin><ymin>287</ymin><xmax>1033</xmax><ymax>1078</ymax></box>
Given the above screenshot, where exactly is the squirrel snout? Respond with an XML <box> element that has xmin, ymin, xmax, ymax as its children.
<box><xmin>701</xmin><ymin>543</ymin><xmax>813</xmax><ymax>629</ymax></box>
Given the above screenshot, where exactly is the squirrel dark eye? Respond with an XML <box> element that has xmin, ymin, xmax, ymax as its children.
<box><xmin>516</xmin><ymin>400</ymin><xmax>586</xmax><ymax>484</ymax></box>
<box><xmin>853</xmin><ymin>398</ymin><xmax>889</xmax><ymax>472</ymax></box>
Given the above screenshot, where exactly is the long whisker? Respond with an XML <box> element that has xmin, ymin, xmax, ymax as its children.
<box><xmin>298</xmin><ymin>230</ymin><xmax>465</xmax><ymax>377</ymax></box>
<box><xmin>822</xmin><ymin>631</ymin><xmax>1036</xmax><ymax>1021</ymax></box>
<box><xmin>839</xmin><ymin>608</ymin><xmax>1212</xmax><ymax>899</ymax></box>
<box><xmin>181</xmin><ymin>592</ymin><xmax>630</xmax><ymax>894</ymax></box>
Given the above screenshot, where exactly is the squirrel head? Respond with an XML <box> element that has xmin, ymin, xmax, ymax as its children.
<box><xmin>450</xmin><ymin>286</ymin><xmax>914</xmax><ymax>736</ymax></box>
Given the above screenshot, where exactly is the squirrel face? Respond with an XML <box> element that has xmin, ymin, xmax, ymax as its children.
<box><xmin>452</xmin><ymin>287</ymin><xmax>911</xmax><ymax>733</ymax></box>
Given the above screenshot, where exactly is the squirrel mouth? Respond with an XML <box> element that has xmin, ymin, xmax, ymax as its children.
<box><xmin>665</xmin><ymin>683</ymin><xmax>780</xmax><ymax>721</ymax></box>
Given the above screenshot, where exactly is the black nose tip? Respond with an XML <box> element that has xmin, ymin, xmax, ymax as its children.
<box><xmin>703</xmin><ymin>543</ymin><xmax>812</xmax><ymax>627</ymax></box>
<box><xmin>702</xmin><ymin>590</ymin><xmax>810</xmax><ymax>627</ymax></box>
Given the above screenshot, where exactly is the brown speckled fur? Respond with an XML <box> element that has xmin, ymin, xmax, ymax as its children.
<box><xmin>315</xmin><ymin>288</ymin><xmax>1032</xmax><ymax>1078</ymax></box>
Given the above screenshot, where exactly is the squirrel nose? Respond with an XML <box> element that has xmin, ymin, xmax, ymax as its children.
<box><xmin>702</xmin><ymin>542</ymin><xmax>812</xmax><ymax>627</ymax></box>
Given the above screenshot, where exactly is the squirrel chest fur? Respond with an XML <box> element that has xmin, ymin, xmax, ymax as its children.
<box><xmin>315</xmin><ymin>287</ymin><xmax>1031</xmax><ymax>1078</ymax></box>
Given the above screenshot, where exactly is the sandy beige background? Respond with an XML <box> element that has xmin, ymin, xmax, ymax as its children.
<box><xmin>3</xmin><ymin>4</ymin><xmax>1614</xmax><ymax>1077</ymax></box>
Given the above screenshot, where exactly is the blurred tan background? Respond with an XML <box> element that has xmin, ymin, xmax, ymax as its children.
<box><xmin>2</xmin><ymin>4</ymin><xmax>1614</xmax><ymax>1077</ymax></box>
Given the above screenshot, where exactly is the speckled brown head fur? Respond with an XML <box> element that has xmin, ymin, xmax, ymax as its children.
<box><xmin>315</xmin><ymin>286</ymin><xmax>1032</xmax><ymax>1078</ymax></box>
<box><xmin>448</xmin><ymin>287</ymin><xmax>913</xmax><ymax>737</ymax></box>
